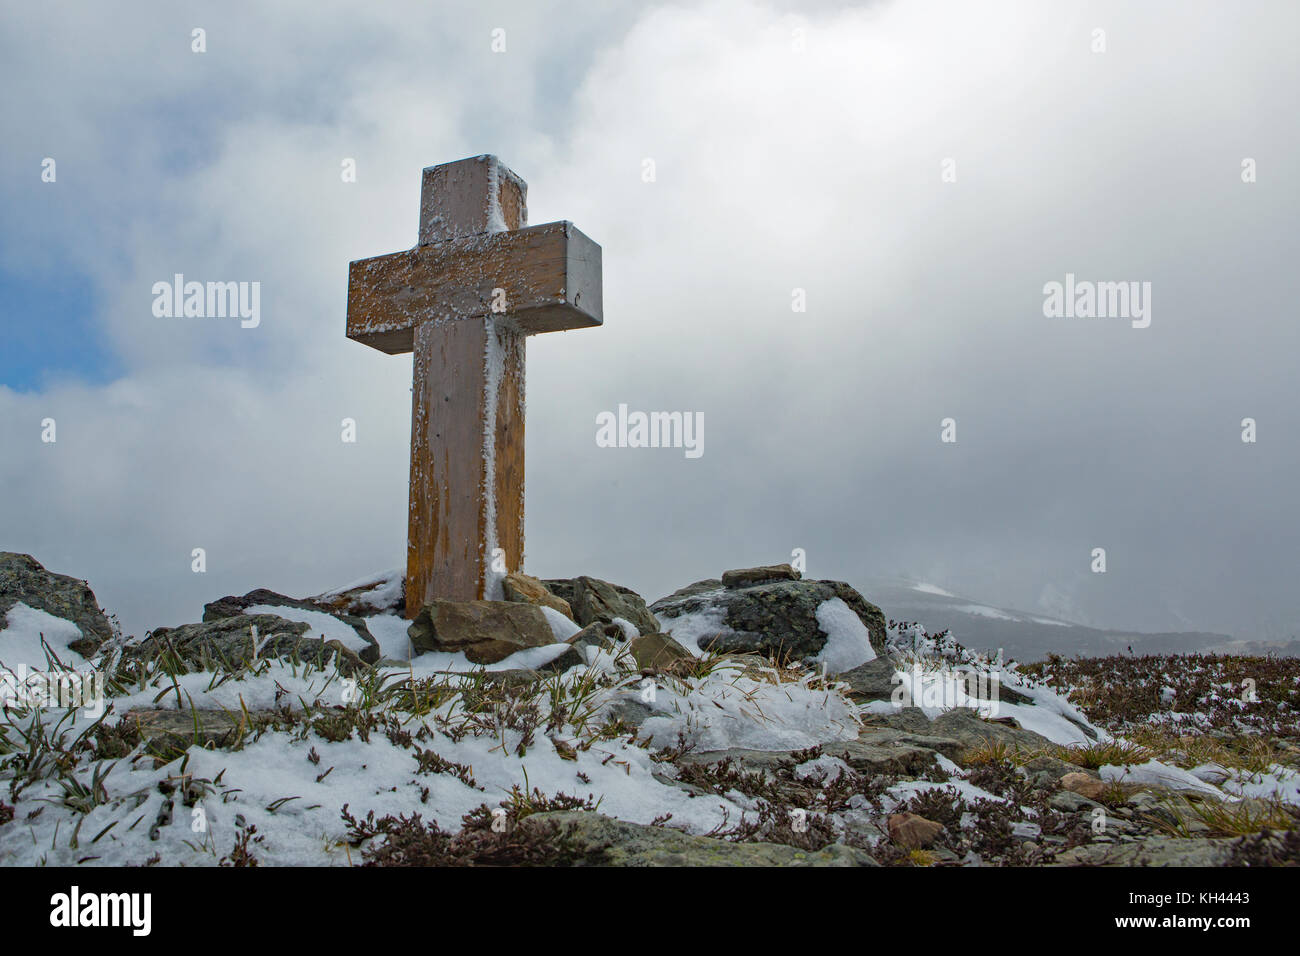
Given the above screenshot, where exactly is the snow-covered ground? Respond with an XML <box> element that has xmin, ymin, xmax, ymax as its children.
<box><xmin>2</xmin><ymin>578</ymin><xmax>1297</xmax><ymax>866</ymax></box>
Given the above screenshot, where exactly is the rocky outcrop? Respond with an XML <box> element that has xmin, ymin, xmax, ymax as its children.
<box><xmin>202</xmin><ymin>587</ymin><xmax>380</xmax><ymax>664</ymax></box>
<box><xmin>651</xmin><ymin>571</ymin><xmax>888</xmax><ymax>663</ymax></box>
<box><xmin>518</xmin><ymin>811</ymin><xmax>877</xmax><ymax>866</ymax></box>
<box><xmin>131</xmin><ymin>613</ymin><xmax>371</xmax><ymax>672</ymax></box>
<box><xmin>407</xmin><ymin>600</ymin><xmax>557</xmax><ymax>664</ymax></box>
<box><xmin>0</xmin><ymin>552</ymin><xmax>113</xmax><ymax>657</ymax></box>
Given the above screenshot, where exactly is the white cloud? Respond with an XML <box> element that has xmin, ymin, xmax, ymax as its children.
<box><xmin>2</xmin><ymin>0</ymin><xmax>1297</xmax><ymax>642</ymax></box>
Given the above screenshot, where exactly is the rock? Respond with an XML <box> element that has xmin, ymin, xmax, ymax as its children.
<box><xmin>626</xmin><ymin>632</ymin><xmax>695</xmax><ymax>673</ymax></box>
<box><xmin>1048</xmin><ymin>790</ymin><xmax>1102</xmax><ymax>813</ymax></box>
<box><xmin>928</xmin><ymin>710</ymin><xmax>1055</xmax><ymax>761</ymax></box>
<box><xmin>538</xmin><ymin>622</ymin><xmax>627</xmax><ymax>674</ymax></box>
<box><xmin>0</xmin><ymin>552</ymin><xmax>113</xmax><ymax>657</ymax></box>
<box><xmin>1022</xmin><ymin>755</ymin><xmax>1085</xmax><ymax>785</ymax></box>
<box><xmin>132</xmin><ymin>614</ymin><xmax>370</xmax><ymax>672</ymax></box>
<box><xmin>202</xmin><ymin>587</ymin><xmax>380</xmax><ymax>664</ymax></box>
<box><xmin>204</xmin><ymin>587</ymin><xmax>326</xmax><ymax>622</ymax></box>
<box><xmin>1060</xmin><ymin>772</ymin><xmax>1107</xmax><ymax>800</ymax></box>
<box><xmin>676</xmin><ymin>736</ymin><xmax>941</xmax><ymax>780</ymax></box>
<box><xmin>651</xmin><ymin>575</ymin><xmax>887</xmax><ymax>662</ymax></box>
<box><xmin>519</xmin><ymin>811</ymin><xmax>876</xmax><ymax>866</ymax></box>
<box><xmin>826</xmin><ymin>738</ymin><xmax>942</xmax><ymax>775</ymax></box>
<box><xmin>540</xmin><ymin>646</ymin><xmax>585</xmax><ymax>673</ymax></box>
<box><xmin>313</xmin><ymin>571</ymin><xmax>404</xmax><ymax>617</ymax></box>
<box><xmin>721</xmin><ymin>564</ymin><xmax>801</xmax><ymax>589</ymax></box>
<box><xmin>861</xmin><ymin>706</ymin><xmax>936</xmax><ymax>735</ymax></box>
<box><xmin>854</xmin><ymin>726</ymin><xmax>969</xmax><ymax>762</ymax></box>
<box><xmin>121</xmin><ymin>709</ymin><xmax>248</xmax><ymax>754</ymax></box>
<box><xmin>567</xmin><ymin>622</ymin><xmax>621</xmax><ymax>654</ymax></box>
<box><xmin>407</xmin><ymin>600</ymin><xmax>556</xmax><ymax>664</ymax></box>
<box><xmin>602</xmin><ymin>696</ymin><xmax>657</xmax><ymax>729</ymax></box>
<box><xmin>888</xmin><ymin>812</ymin><xmax>944</xmax><ymax>848</ymax></box>
<box><xmin>838</xmin><ymin>658</ymin><xmax>900</xmax><ymax>702</ymax></box>
<box><xmin>543</xmin><ymin>577</ymin><xmax>658</xmax><ymax>635</ymax></box>
<box><xmin>501</xmin><ymin>572</ymin><xmax>575</xmax><ymax>621</ymax></box>
<box><xmin>1052</xmin><ymin>837</ymin><xmax>1243</xmax><ymax>867</ymax></box>
<box><xmin>1189</xmin><ymin>762</ymin><xmax>1232</xmax><ymax>786</ymax></box>
<box><xmin>859</xmin><ymin>708</ymin><xmax>1058</xmax><ymax>764</ymax></box>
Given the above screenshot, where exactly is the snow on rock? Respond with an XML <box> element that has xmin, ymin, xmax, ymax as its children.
<box><xmin>313</xmin><ymin>569</ymin><xmax>403</xmax><ymax>613</ymax></box>
<box><xmin>610</xmin><ymin>616</ymin><xmax>640</xmax><ymax>639</ymax></box>
<box><xmin>540</xmin><ymin>605</ymin><xmax>582</xmax><ymax>641</ymax></box>
<box><xmin>1220</xmin><ymin>765</ymin><xmax>1300</xmax><ymax>805</ymax></box>
<box><xmin>244</xmin><ymin>604</ymin><xmax>371</xmax><ymax>654</ymax></box>
<box><xmin>0</xmin><ymin>603</ymin><xmax>90</xmax><ymax>669</ymax></box>
<box><xmin>795</xmin><ymin>754</ymin><xmax>852</xmax><ymax>784</ymax></box>
<box><xmin>813</xmin><ymin>597</ymin><xmax>876</xmax><ymax>673</ymax></box>
<box><xmin>654</xmin><ymin>603</ymin><xmax>730</xmax><ymax>657</ymax></box>
<box><xmin>1100</xmin><ymin>759</ymin><xmax>1227</xmax><ymax>798</ymax></box>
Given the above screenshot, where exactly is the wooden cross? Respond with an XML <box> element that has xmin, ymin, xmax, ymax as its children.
<box><xmin>346</xmin><ymin>155</ymin><xmax>602</xmax><ymax>617</ymax></box>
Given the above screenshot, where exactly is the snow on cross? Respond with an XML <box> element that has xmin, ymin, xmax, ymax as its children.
<box><xmin>346</xmin><ymin>155</ymin><xmax>603</xmax><ymax>615</ymax></box>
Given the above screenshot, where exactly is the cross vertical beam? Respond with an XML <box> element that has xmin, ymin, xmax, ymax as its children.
<box><xmin>409</xmin><ymin>157</ymin><xmax>527</xmax><ymax>610</ymax></box>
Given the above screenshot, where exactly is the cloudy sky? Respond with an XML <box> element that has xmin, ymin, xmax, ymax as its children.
<box><xmin>1</xmin><ymin>0</ymin><xmax>1296</xmax><ymax>643</ymax></box>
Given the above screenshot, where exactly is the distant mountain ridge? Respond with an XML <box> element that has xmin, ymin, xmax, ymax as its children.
<box><xmin>859</xmin><ymin>577</ymin><xmax>1298</xmax><ymax>663</ymax></box>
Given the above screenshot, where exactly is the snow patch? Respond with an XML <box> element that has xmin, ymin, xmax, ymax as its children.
<box><xmin>243</xmin><ymin>605</ymin><xmax>370</xmax><ymax>654</ymax></box>
<box><xmin>0</xmin><ymin>603</ymin><xmax>89</xmax><ymax>669</ymax></box>
<box><xmin>812</xmin><ymin>597</ymin><xmax>876</xmax><ymax>673</ymax></box>
<box><xmin>540</xmin><ymin>606</ymin><xmax>581</xmax><ymax>641</ymax></box>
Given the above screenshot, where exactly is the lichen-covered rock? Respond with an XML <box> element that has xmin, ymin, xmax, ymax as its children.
<box><xmin>651</xmin><ymin>575</ymin><xmax>888</xmax><ymax>661</ymax></box>
<box><xmin>543</xmin><ymin>576</ymin><xmax>658</xmax><ymax>634</ymax></box>
<box><xmin>860</xmin><ymin>707</ymin><xmax>1059</xmax><ymax>763</ymax></box>
<box><xmin>407</xmin><ymin>600</ymin><xmax>555</xmax><ymax>664</ymax></box>
<box><xmin>1052</xmin><ymin>837</ymin><xmax>1244</xmax><ymax>867</ymax></box>
<box><xmin>131</xmin><ymin>614</ymin><xmax>369</xmax><ymax>672</ymax></box>
<box><xmin>202</xmin><ymin>587</ymin><xmax>381</xmax><ymax>664</ymax></box>
<box><xmin>518</xmin><ymin>811</ymin><xmax>877</xmax><ymax>866</ymax></box>
<box><xmin>0</xmin><ymin>552</ymin><xmax>113</xmax><ymax>657</ymax></box>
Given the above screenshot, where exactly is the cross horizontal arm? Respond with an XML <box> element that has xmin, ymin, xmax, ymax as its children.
<box><xmin>346</xmin><ymin>220</ymin><xmax>602</xmax><ymax>354</ymax></box>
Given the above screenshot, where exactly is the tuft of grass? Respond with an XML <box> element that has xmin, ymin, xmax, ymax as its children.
<box><xmin>1152</xmin><ymin>794</ymin><xmax>1299</xmax><ymax>838</ymax></box>
<box><xmin>1049</xmin><ymin>740</ymin><xmax>1154</xmax><ymax>770</ymax></box>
